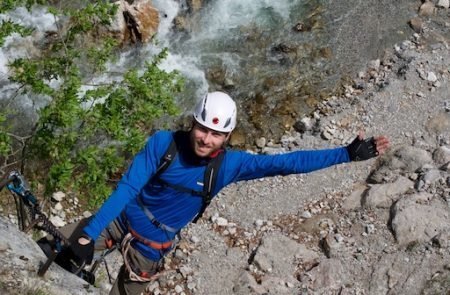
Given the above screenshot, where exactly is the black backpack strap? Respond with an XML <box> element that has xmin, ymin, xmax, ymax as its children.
<box><xmin>192</xmin><ymin>150</ymin><xmax>225</xmax><ymax>223</ymax></box>
<box><xmin>153</xmin><ymin>134</ymin><xmax>178</xmax><ymax>179</ymax></box>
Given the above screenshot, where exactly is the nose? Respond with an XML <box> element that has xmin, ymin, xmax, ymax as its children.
<box><xmin>200</xmin><ymin>131</ymin><xmax>213</xmax><ymax>145</ymax></box>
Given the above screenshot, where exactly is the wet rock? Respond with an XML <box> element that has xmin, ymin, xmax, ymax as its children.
<box><xmin>109</xmin><ymin>0</ymin><xmax>160</xmax><ymax>45</ymax></box>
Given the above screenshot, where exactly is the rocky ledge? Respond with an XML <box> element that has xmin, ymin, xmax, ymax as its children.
<box><xmin>0</xmin><ymin>2</ymin><xmax>450</xmax><ymax>295</ymax></box>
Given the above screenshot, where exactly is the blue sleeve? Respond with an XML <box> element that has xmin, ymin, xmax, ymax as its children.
<box><xmin>225</xmin><ymin>147</ymin><xmax>350</xmax><ymax>183</ymax></box>
<box><xmin>83</xmin><ymin>131</ymin><xmax>172</xmax><ymax>240</ymax></box>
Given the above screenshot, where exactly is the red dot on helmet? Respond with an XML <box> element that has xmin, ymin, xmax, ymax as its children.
<box><xmin>212</xmin><ymin>117</ymin><xmax>219</xmax><ymax>124</ymax></box>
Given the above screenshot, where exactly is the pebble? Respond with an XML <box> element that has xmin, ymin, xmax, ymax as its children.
<box><xmin>82</xmin><ymin>211</ymin><xmax>92</xmax><ymax>218</ymax></box>
<box><xmin>444</xmin><ymin>101</ymin><xmax>450</xmax><ymax>112</ymax></box>
<box><xmin>255</xmin><ymin>219</ymin><xmax>264</xmax><ymax>227</ymax></box>
<box><xmin>256</xmin><ymin>137</ymin><xmax>266</xmax><ymax>148</ymax></box>
<box><xmin>286</xmin><ymin>282</ymin><xmax>294</xmax><ymax>288</ymax></box>
<box><xmin>0</xmin><ymin>241</ymin><xmax>9</xmax><ymax>252</ymax></box>
<box><xmin>147</xmin><ymin>281</ymin><xmax>159</xmax><ymax>292</ymax></box>
<box><xmin>54</xmin><ymin>202</ymin><xmax>63</xmax><ymax>211</ymax></box>
<box><xmin>187</xmin><ymin>282</ymin><xmax>196</xmax><ymax>290</ymax></box>
<box><xmin>365</xmin><ymin>224</ymin><xmax>376</xmax><ymax>234</ymax></box>
<box><xmin>301</xmin><ymin>211</ymin><xmax>312</xmax><ymax>219</ymax></box>
<box><xmin>215</xmin><ymin>217</ymin><xmax>228</xmax><ymax>227</ymax></box>
<box><xmin>426</xmin><ymin>72</ymin><xmax>438</xmax><ymax>82</ymax></box>
<box><xmin>174</xmin><ymin>284</ymin><xmax>184</xmax><ymax>293</ymax></box>
<box><xmin>49</xmin><ymin>215</ymin><xmax>66</xmax><ymax>227</ymax></box>
<box><xmin>52</xmin><ymin>191</ymin><xmax>65</xmax><ymax>202</ymax></box>
<box><xmin>335</xmin><ymin>234</ymin><xmax>345</xmax><ymax>243</ymax></box>
<box><xmin>179</xmin><ymin>266</ymin><xmax>193</xmax><ymax>278</ymax></box>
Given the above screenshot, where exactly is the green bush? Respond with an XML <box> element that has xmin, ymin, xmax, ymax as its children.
<box><xmin>0</xmin><ymin>1</ymin><xmax>184</xmax><ymax>207</ymax></box>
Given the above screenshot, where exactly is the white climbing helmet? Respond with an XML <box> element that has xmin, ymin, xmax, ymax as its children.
<box><xmin>193</xmin><ymin>91</ymin><xmax>237</xmax><ymax>133</ymax></box>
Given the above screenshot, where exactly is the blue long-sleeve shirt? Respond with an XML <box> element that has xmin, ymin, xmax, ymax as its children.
<box><xmin>84</xmin><ymin>130</ymin><xmax>350</xmax><ymax>260</ymax></box>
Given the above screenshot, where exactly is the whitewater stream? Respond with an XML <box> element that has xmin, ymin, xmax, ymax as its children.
<box><xmin>0</xmin><ymin>0</ymin><xmax>417</xmax><ymax>143</ymax></box>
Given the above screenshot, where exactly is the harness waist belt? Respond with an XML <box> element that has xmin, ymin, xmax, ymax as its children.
<box><xmin>128</xmin><ymin>227</ymin><xmax>173</xmax><ymax>250</ymax></box>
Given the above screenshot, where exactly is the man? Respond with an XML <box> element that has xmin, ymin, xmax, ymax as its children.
<box><xmin>68</xmin><ymin>91</ymin><xmax>390</xmax><ymax>294</ymax></box>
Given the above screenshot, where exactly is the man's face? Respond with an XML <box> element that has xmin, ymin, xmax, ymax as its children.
<box><xmin>190</xmin><ymin>123</ymin><xmax>229</xmax><ymax>157</ymax></box>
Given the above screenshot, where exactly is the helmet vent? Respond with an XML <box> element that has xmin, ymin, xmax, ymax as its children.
<box><xmin>223</xmin><ymin>117</ymin><xmax>231</xmax><ymax>128</ymax></box>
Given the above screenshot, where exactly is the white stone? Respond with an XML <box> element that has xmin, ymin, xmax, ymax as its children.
<box><xmin>187</xmin><ymin>282</ymin><xmax>196</xmax><ymax>290</ymax></box>
<box><xmin>49</xmin><ymin>215</ymin><xmax>66</xmax><ymax>227</ymax></box>
<box><xmin>174</xmin><ymin>284</ymin><xmax>184</xmax><ymax>293</ymax></box>
<box><xmin>437</xmin><ymin>0</ymin><xmax>449</xmax><ymax>9</ymax></box>
<box><xmin>255</xmin><ymin>137</ymin><xmax>267</xmax><ymax>148</ymax></box>
<box><xmin>215</xmin><ymin>217</ymin><xmax>228</xmax><ymax>227</ymax></box>
<box><xmin>301</xmin><ymin>211</ymin><xmax>312</xmax><ymax>219</ymax></box>
<box><xmin>82</xmin><ymin>211</ymin><xmax>92</xmax><ymax>218</ymax></box>
<box><xmin>179</xmin><ymin>266</ymin><xmax>193</xmax><ymax>278</ymax></box>
<box><xmin>368</xmin><ymin>59</ymin><xmax>381</xmax><ymax>70</ymax></box>
<box><xmin>52</xmin><ymin>191</ymin><xmax>65</xmax><ymax>202</ymax></box>
<box><xmin>426</xmin><ymin>72</ymin><xmax>438</xmax><ymax>82</ymax></box>
<box><xmin>147</xmin><ymin>281</ymin><xmax>159</xmax><ymax>292</ymax></box>
<box><xmin>255</xmin><ymin>219</ymin><xmax>264</xmax><ymax>227</ymax></box>
<box><xmin>54</xmin><ymin>202</ymin><xmax>63</xmax><ymax>211</ymax></box>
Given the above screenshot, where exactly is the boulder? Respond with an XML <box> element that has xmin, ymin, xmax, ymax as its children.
<box><xmin>369</xmin><ymin>146</ymin><xmax>433</xmax><ymax>183</ymax></box>
<box><xmin>363</xmin><ymin>176</ymin><xmax>414</xmax><ymax>208</ymax></box>
<box><xmin>433</xmin><ymin>146</ymin><xmax>450</xmax><ymax>166</ymax></box>
<box><xmin>391</xmin><ymin>193</ymin><xmax>450</xmax><ymax>246</ymax></box>
<box><xmin>108</xmin><ymin>0</ymin><xmax>159</xmax><ymax>45</ymax></box>
<box><xmin>0</xmin><ymin>216</ymin><xmax>98</xmax><ymax>295</ymax></box>
<box><xmin>419</xmin><ymin>1</ymin><xmax>436</xmax><ymax>16</ymax></box>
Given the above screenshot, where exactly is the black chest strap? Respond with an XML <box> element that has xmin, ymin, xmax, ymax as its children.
<box><xmin>193</xmin><ymin>150</ymin><xmax>224</xmax><ymax>222</ymax></box>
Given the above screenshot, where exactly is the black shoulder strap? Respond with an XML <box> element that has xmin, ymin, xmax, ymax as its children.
<box><xmin>192</xmin><ymin>150</ymin><xmax>225</xmax><ymax>223</ymax></box>
<box><xmin>152</xmin><ymin>133</ymin><xmax>178</xmax><ymax>180</ymax></box>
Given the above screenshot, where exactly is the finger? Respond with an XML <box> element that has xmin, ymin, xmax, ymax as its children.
<box><xmin>374</xmin><ymin>136</ymin><xmax>390</xmax><ymax>147</ymax></box>
<box><xmin>358</xmin><ymin>130</ymin><xmax>365</xmax><ymax>140</ymax></box>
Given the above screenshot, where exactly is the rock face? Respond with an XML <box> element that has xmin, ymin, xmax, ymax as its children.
<box><xmin>0</xmin><ymin>217</ymin><xmax>99</xmax><ymax>295</ymax></box>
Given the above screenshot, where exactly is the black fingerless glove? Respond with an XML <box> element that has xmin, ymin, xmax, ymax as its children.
<box><xmin>69</xmin><ymin>234</ymin><xmax>94</xmax><ymax>265</ymax></box>
<box><xmin>346</xmin><ymin>136</ymin><xmax>378</xmax><ymax>161</ymax></box>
